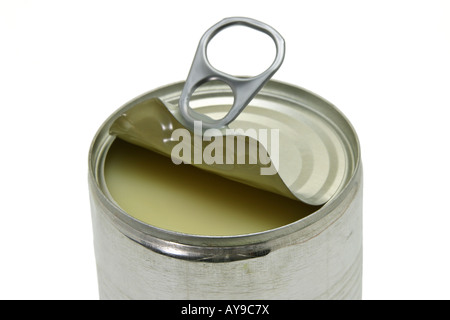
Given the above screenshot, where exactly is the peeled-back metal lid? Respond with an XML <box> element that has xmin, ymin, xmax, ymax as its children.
<box><xmin>108</xmin><ymin>17</ymin><xmax>359</xmax><ymax>206</ymax></box>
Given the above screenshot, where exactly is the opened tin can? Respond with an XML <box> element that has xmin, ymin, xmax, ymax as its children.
<box><xmin>88</xmin><ymin>18</ymin><xmax>363</xmax><ymax>300</ymax></box>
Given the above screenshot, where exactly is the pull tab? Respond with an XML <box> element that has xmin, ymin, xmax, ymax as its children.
<box><xmin>179</xmin><ymin>17</ymin><xmax>285</xmax><ymax>131</ymax></box>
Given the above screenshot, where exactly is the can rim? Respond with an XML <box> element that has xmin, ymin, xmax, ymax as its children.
<box><xmin>88</xmin><ymin>79</ymin><xmax>361</xmax><ymax>258</ymax></box>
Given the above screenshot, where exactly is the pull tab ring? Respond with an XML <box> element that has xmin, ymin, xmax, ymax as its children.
<box><xmin>179</xmin><ymin>17</ymin><xmax>285</xmax><ymax>131</ymax></box>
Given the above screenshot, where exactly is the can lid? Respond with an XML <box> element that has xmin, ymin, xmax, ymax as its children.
<box><xmin>107</xmin><ymin>18</ymin><xmax>358</xmax><ymax>206</ymax></box>
<box><xmin>109</xmin><ymin>88</ymin><xmax>357</xmax><ymax>206</ymax></box>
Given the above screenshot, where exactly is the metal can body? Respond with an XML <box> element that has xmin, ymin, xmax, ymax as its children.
<box><xmin>88</xmin><ymin>80</ymin><xmax>363</xmax><ymax>300</ymax></box>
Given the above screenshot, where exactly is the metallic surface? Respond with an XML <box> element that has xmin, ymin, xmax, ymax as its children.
<box><xmin>179</xmin><ymin>17</ymin><xmax>285</xmax><ymax>131</ymax></box>
<box><xmin>88</xmin><ymin>80</ymin><xmax>363</xmax><ymax>299</ymax></box>
<box><xmin>107</xmin><ymin>81</ymin><xmax>356</xmax><ymax>206</ymax></box>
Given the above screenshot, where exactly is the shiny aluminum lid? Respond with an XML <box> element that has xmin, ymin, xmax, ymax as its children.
<box><xmin>109</xmin><ymin>79</ymin><xmax>359</xmax><ymax>206</ymax></box>
<box><xmin>108</xmin><ymin>17</ymin><xmax>359</xmax><ymax>206</ymax></box>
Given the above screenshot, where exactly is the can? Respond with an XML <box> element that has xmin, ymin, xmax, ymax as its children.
<box><xmin>88</xmin><ymin>79</ymin><xmax>363</xmax><ymax>300</ymax></box>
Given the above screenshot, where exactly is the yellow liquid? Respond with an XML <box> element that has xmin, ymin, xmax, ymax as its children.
<box><xmin>104</xmin><ymin>139</ymin><xmax>319</xmax><ymax>236</ymax></box>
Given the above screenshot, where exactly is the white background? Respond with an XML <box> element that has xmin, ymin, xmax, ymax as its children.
<box><xmin>1</xmin><ymin>0</ymin><xmax>449</xmax><ymax>300</ymax></box>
